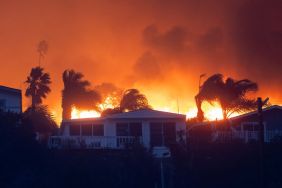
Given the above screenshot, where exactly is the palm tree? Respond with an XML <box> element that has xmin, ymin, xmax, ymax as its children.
<box><xmin>62</xmin><ymin>69</ymin><xmax>101</xmax><ymax>120</ymax></box>
<box><xmin>25</xmin><ymin>66</ymin><xmax>51</xmax><ymax>110</ymax></box>
<box><xmin>120</xmin><ymin>89</ymin><xmax>151</xmax><ymax>112</ymax></box>
<box><xmin>101</xmin><ymin>107</ymin><xmax>122</xmax><ymax>117</ymax></box>
<box><xmin>24</xmin><ymin>105</ymin><xmax>57</xmax><ymax>132</ymax></box>
<box><xmin>23</xmin><ymin>105</ymin><xmax>57</xmax><ymax>143</ymax></box>
<box><xmin>195</xmin><ymin>74</ymin><xmax>258</xmax><ymax>120</ymax></box>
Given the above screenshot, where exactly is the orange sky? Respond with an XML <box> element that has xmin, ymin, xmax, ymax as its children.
<box><xmin>0</xmin><ymin>0</ymin><xmax>281</xmax><ymax>123</ymax></box>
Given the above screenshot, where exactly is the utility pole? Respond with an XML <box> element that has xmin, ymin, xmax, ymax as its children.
<box><xmin>177</xmin><ymin>97</ymin><xmax>180</xmax><ymax>114</ymax></box>
<box><xmin>257</xmin><ymin>97</ymin><xmax>268</xmax><ymax>188</ymax></box>
<box><xmin>257</xmin><ymin>97</ymin><xmax>264</xmax><ymax>188</ymax></box>
<box><xmin>160</xmin><ymin>158</ymin><xmax>164</xmax><ymax>188</ymax></box>
<box><xmin>155</xmin><ymin>150</ymin><xmax>170</xmax><ymax>188</ymax></box>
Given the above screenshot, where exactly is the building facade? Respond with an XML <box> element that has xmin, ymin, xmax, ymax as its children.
<box><xmin>49</xmin><ymin>109</ymin><xmax>186</xmax><ymax>150</ymax></box>
<box><xmin>0</xmin><ymin>85</ymin><xmax>22</xmax><ymax>113</ymax></box>
<box><xmin>211</xmin><ymin>105</ymin><xmax>282</xmax><ymax>143</ymax></box>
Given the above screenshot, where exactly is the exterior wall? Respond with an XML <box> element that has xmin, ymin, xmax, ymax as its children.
<box><xmin>210</xmin><ymin>108</ymin><xmax>282</xmax><ymax>143</ymax></box>
<box><xmin>0</xmin><ymin>90</ymin><xmax>22</xmax><ymax>113</ymax></box>
<box><xmin>231</xmin><ymin>108</ymin><xmax>282</xmax><ymax>131</ymax></box>
<box><xmin>142</xmin><ymin>120</ymin><xmax>151</xmax><ymax>148</ymax></box>
<box><xmin>108</xmin><ymin>118</ymin><xmax>186</xmax><ymax>148</ymax></box>
<box><xmin>104</xmin><ymin>120</ymin><xmax>116</xmax><ymax>136</ymax></box>
<box><xmin>58</xmin><ymin>117</ymin><xmax>186</xmax><ymax>149</ymax></box>
<box><xmin>62</xmin><ymin>125</ymin><xmax>70</xmax><ymax>136</ymax></box>
<box><xmin>104</xmin><ymin>120</ymin><xmax>117</xmax><ymax>147</ymax></box>
<box><xmin>176</xmin><ymin>121</ymin><xmax>187</xmax><ymax>142</ymax></box>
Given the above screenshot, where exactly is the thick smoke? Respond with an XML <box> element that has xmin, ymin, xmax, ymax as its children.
<box><xmin>133</xmin><ymin>51</ymin><xmax>162</xmax><ymax>81</ymax></box>
<box><xmin>0</xmin><ymin>0</ymin><xmax>282</xmax><ymax>122</ymax></box>
<box><xmin>228</xmin><ymin>0</ymin><xmax>282</xmax><ymax>83</ymax></box>
<box><xmin>143</xmin><ymin>25</ymin><xmax>188</xmax><ymax>56</ymax></box>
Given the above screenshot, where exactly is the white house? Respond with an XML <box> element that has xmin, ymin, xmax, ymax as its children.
<box><xmin>49</xmin><ymin>109</ymin><xmax>186</xmax><ymax>150</ymax></box>
<box><xmin>0</xmin><ymin>85</ymin><xmax>22</xmax><ymax>113</ymax></box>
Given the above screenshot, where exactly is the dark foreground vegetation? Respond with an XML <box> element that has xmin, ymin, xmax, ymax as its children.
<box><xmin>1</xmin><ymin>111</ymin><xmax>282</xmax><ymax>188</ymax></box>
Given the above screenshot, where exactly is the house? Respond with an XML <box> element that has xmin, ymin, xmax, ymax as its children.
<box><xmin>49</xmin><ymin>109</ymin><xmax>186</xmax><ymax>151</ymax></box>
<box><xmin>211</xmin><ymin>105</ymin><xmax>282</xmax><ymax>143</ymax></box>
<box><xmin>0</xmin><ymin>85</ymin><xmax>22</xmax><ymax>113</ymax></box>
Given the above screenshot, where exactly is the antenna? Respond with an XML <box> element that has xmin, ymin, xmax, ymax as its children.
<box><xmin>177</xmin><ymin>97</ymin><xmax>180</xmax><ymax>114</ymax></box>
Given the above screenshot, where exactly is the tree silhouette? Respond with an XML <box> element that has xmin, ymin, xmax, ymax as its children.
<box><xmin>195</xmin><ymin>74</ymin><xmax>259</xmax><ymax>120</ymax></box>
<box><xmin>101</xmin><ymin>107</ymin><xmax>122</xmax><ymax>117</ymax></box>
<box><xmin>23</xmin><ymin>105</ymin><xmax>57</xmax><ymax>135</ymax></box>
<box><xmin>62</xmin><ymin>69</ymin><xmax>101</xmax><ymax>120</ymax></box>
<box><xmin>25</xmin><ymin>66</ymin><xmax>51</xmax><ymax>110</ymax></box>
<box><xmin>120</xmin><ymin>89</ymin><xmax>151</xmax><ymax>112</ymax></box>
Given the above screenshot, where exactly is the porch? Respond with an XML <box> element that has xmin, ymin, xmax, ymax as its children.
<box><xmin>49</xmin><ymin>136</ymin><xmax>143</xmax><ymax>149</ymax></box>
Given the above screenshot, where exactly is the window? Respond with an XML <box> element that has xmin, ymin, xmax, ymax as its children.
<box><xmin>150</xmin><ymin>122</ymin><xmax>176</xmax><ymax>147</ymax></box>
<box><xmin>242</xmin><ymin>122</ymin><xmax>259</xmax><ymax>131</ymax></box>
<box><xmin>69</xmin><ymin>124</ymin><xmax>80</xmax><ymax>136</ymax></box>
<box><xmin>81</xmin><ymin>124</ymin><xmax>92</xmax><ymax>136</ymax></box>
<box><xmin>93</xmin><ymin>124</ymin><xmax>104</xmax><ymax>136</ymax></box>
<box><xmin>0</xmin><ymin>99</ymin><xmax>6</xmax><ymax>110</ymax></box>
<box><xmin>163</xmin><ymin>122</ymin><xmax>176</xmax><ymax>145</ymax></box>
<box><xmin>116</xmin><ymin>123</ymin><xmax>129</xmax><ymax>136</ymax></box>
<box><xmin>116</xmin><ymin>122</ymin><xmax>142</xmax><ymax>136</ymax></box>
<box><xmin>129</xmin><ymin>122</ymin><xmax>142</xmax><ymax>136</ymax></box>
<box><xmin>150</xmin><ymin>122</ymin><xmax>163</xmax><ymax>146</ymax></box>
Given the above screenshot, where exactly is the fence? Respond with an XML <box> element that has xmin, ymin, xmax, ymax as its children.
<box><xmin>212</xmin><ymin>130</ymin><xmax>282</xmax><ymax>143</ymax></box>
<box><xmin>48</xmin><ymin>136</ymin><xmax>142</xmax><ymax>149</ymax></box>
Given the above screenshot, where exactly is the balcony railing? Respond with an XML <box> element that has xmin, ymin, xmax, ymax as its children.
<box><xmin>48</xmin><ymin>136</ymin><xmax>143</xmax><ymax>149</ymax></box>
<box><xmin>212</xmin><ymin>130</ymin><xmax>282</xmax><ymax>143</ymax></box>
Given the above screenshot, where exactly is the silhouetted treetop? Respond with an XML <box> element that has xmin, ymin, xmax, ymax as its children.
<box><xmin>23</xmin><ymin>105</ymin><xmax>57</xmax><ymax>133</ymax></box>
<box><xmin>62</xmin><ymin>69</ymin><xmax>101</xmax><ymax>120</ymax></box>
<box><xmin>25</xmin><ymin>66</ymin><xmax>51</xmax><ymax>109</ymax></box>
<box><xmin>195</xmin><ymin>73</ymin><xmax>259</xmax><ymax>120</ymax></box>
<box><xmin>120</xmin><ymin>89</ymin><xmax>151</xmax><ymax>112</ymax></box>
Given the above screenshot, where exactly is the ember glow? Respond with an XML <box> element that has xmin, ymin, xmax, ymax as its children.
<box><xmin>186</xmin><ymin>102</ymin><xmax>241</xmax><ymax>121</ymax></box>
<box><xmin>70</xmin><ymin>98</ymin><xmax>239</xmax><ymax>121</ymax></box>
<box><xmin>186</xmin><ymin>106</ymin><xmax>223</xmax><ymax>121</ymax></box>
<box><xmin>71</xmin><ymin>107</ymin><xmax>100</xmax><ymax>119</ymax></box>
<box><xmin>98</xmin><ymin>96</ymin><xmax>116</xmax><ymax>111</ymax></box>
<box><xmin>204</xmin><ymin>107</ymin><xmax>223</xmax><ymax>121</ymax></box>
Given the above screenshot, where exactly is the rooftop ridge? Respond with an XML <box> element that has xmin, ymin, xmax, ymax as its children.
<box><xmin>230</xmin><ymin>105</ymin><xmax>282</xmax><ymax>120</ymax></box>
<box><xmin>0</xmin><ymin>85</ymin><xmax>21</xmax><ymax>93</ymax></box>
<box><xmin>62</xmin><ymin>109</ymin><xmax>186</xmax><ymax>123</ymax></box>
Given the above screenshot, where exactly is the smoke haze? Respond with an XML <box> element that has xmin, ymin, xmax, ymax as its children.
<box><xmin>0</xmin><ymin>0</ymin><xmax>281</xmax><ymax>122</ymax></box>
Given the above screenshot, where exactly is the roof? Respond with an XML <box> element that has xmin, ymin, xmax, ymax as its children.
<box><xmin>63</xmin><ymin>117</ymin><xmax>105</xmax><ymax>123</ymax></box>
<box><xmin>106</xmin><ymin>109</ymin><xmax>186</xmax><ymax>120</ymax></box>
<box><xmin>230</xmin><ymin>105</ymin><xmax>282</xmax><ymax>121</ymax></box>
<box><xmin>0</xmin><ymin>85</ymin><xmax>21</xmax><ymax>94</ymax></box>
<box><xmin>63</xmin><ymin>109</ymin><xmax>186</xmax><ymax>123</ymax></box>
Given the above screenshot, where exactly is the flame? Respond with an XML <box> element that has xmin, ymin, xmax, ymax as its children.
<box><xmin>186</xmin><ymin>107</ymin><xmax>224</xmax><ymax>121</ymax></box>
<box><xmin>186</xmin><ymin>102</ymin><xmax>240</xmax><ymax>121</ymax></box>
<box><xmin>70</xmin><ymin>98</ymin><xmax>240</xmax><ymax>121</ymax></box>
<box><xmin>204</xmin><ymin>107</ymin><xmax>224</xmax><ymax>121</ymax></box>
<box><xmin>186</xmin><ymin>108</ymin><xmax>198</xmax><ymax>119</ymax></box>
<box><xmin>98</xmin><ymin>96</ymin><xmax>115</xmax><ymax>111</ymax></box>
<box><xmin>71</xmin><ymin>107</ymin><xmax>101</xmax><ymax>119</ymax></box>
